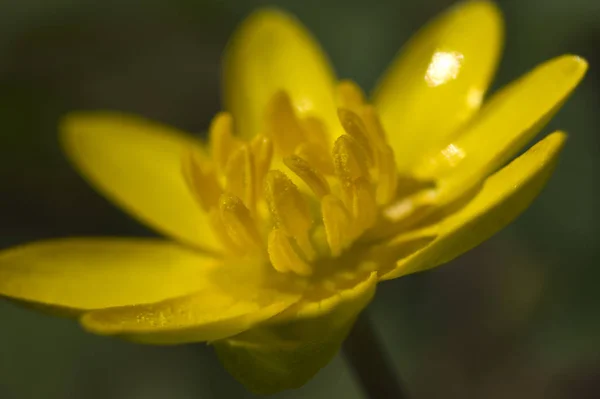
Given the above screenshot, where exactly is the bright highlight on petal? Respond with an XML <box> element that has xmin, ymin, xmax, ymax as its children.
<box><xmin>373</xmin><ymin>0</ymin><xmax>503</xmax><ymax>170</ymax></box>
<box><xmin>382</xmin><ymin>132</ymin><xmax>567</xmax><ymax>280</ymax></box>
<box><xmin>425</xmin><ymin>51</ymin><xmax>464</xmax><ymax>87</ymax></box>
<box><xmin>413</xmin><ymin>55</ymin><xmax>588</xmax><ymax>191</ymax></box>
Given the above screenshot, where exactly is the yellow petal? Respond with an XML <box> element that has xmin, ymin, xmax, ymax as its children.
<box><xmin>412</xmin><ymin>55</ymin><xmax>587</xmax><ymax>194</ymax></box>
<box><xmin>222</xmin><ymin>8</ymin><xmax>339</xmax><ymax>141</ymax></box>
<box><xmin>61</xmin><ymin>112</ymin><xmax>221</xmax><ymax>252</ymax></box>
<box><xmin>81</xmin><ymin>282</ymin><xmax>302</xmax><ymax>344</ymax></box>
<box><xmin>0</xmin><ymin>238</ymin><xmax>218</xmax><ymax>312</ymax></box>
<box><xmin>214</xmin><ymin>272</ymin><xmax>377</xmax><ymax>394</ymax></box>
<box><xmin>373</xmin><ymin>1</ymin><xmax>503</xmax><ymax>170</ymax></box>
<box><xmin>381</xmin><ymin>132</ymin><xmax>566</xmax><ymax>280</ymax></box>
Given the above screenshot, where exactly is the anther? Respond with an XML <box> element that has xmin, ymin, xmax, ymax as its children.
<box><xmin>295</xmin><ymin>142</ymin><xmax>335</xmax><ymax>175</ymax></box>
<box><xmin>352</xmin><ymin>177</ymin><xmax>378</xmax><ymax>234</ymax></box>
<box><xmin>338</xmin><ymin>108</ymin><xmax>374</xmax><ymax>164</ymax></box>
<box><xmin>264</xmin><ymin>170</ymin><xmax>315</xmax><ymax>259</ymax></box>
<box><xmin>360</xmin><ymin>105</ymin><xmax>387</xmax><ymax>144</ymax></box>
<box><xmin>283</xmin><ymin>155</ymin><xmax>330</xmax><ymax>198</ymax></box>
<box><xmin>250</xmin><ymin>134</ymin><xmax>273</xmax><ymax>193</ymax></box>
<box><xmin>321</xmin><ymin>194</ymin><xmax>354</xmax><ymax>257</ymax></box>
<box><xmin>208</xmin><ymin>208</ymin><xmax>244</xmax><ymax>255</ymax></box>
<box><xmin>268</xmin><ymin>228</ymin><xmax>313</xmax><ymax>276</ymax></box>
<box><xmin>219</xmin><ymin>193</ymin><xmax>263</xmax><ymax>252</ymax></box>
<box><xmin>208</xmin><ymin>112</ymin><xmax>240</xmax><ymax>173</ymax></box>
<box><xmin>333</xmin><ymin>135</ymin><xmax>370</xmax><ymax>184</ymax></box>
<box><xmin>301</xmin><ymin>117</ymin><xmax>330</xmax><ymax>150</ymax></box>
<box><xmin>336</xmin><ymin>80</ymin><xmax>366</xmax><ymax>112</ymax></box>
<box><xmin>181</xmin><ymin>150</ymin><xmax>222</xmax><ymax>212</ymax></box>
<box><xmin>375</xmin><ymin>144</ymin><xmax>398</xmax><ymax>205</ymax></box>
<box><xmin>224</xmin><ymin>145</ymin><xmax>256</xmax><ymax>213</ymax></box>
<box><xmin>265</xmin><ymin>91</ymin><xmax>307</xmax><ymax>155</ymax></box>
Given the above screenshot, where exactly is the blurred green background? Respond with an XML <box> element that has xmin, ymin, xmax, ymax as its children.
<box><xmin>0</xmin><ymin>0</ymin><xmax>598</xmax><ymax>398</ymax></box>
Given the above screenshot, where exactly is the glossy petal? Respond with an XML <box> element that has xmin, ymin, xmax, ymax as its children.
<box><xmin>373</xmin><ymin>1</ymin><xmax>503</xmax><ymax>170</ymax></box>
<box><xmin>61</xmin><ymin>112</ymin><xmax>221</xmax><ymax>252</ymax></box>
<box><xmin>222</xmin><ymin>8</ymin><xmax>339</xmax><ymax>141</ymax></box>
<box><xmin>0</xmin><ymin>238</ymin><xmax>218</xmax><ymax>312</ymax></box>
<box><xmin>214</xmin><ymin>272</ymin><xmax>377</xmax><ymax>394</ymax></box>
<box><xmin>413</xmin><ymin>55</ymin><xmax>587</xmax><ymax>197</ymax></box>
<box><xmin>381</xmin><ymin>132</ymin><xmax>566</xmax><ymax>280</ymax></box>
<box><xmin>81</xmin><ymin>276</ymin><xmax>302</xmax><ymax>344</ymax></box>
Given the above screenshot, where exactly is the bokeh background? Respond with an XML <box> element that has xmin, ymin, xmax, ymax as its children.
<box><xmin>0</xmin><ymin>0</ymin><xmax>598</xmax><ymax>398</ymax></box>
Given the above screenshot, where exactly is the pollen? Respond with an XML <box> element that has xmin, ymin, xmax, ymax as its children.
<box><xmin>182</xmin><ymin>83</ymin><xmax>426</xmax><ymax>277</ymax></box>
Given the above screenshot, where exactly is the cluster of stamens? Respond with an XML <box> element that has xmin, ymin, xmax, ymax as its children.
<box><xmin>182</xmin><ymin>81</ymin><xmax>401</xmax><ymax>277</ymax></box>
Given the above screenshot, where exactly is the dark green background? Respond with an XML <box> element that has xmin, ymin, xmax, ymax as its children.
<box><xmin>0</xmin><ymin>0</ymin><xmax>598</xmax><ymax>398</ymax></box>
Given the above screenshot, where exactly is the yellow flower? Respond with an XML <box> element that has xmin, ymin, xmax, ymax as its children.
<box><xmin>0</xmin><ymin>1</ymin><xmax>587</xmax><ymax>394</ymax></box>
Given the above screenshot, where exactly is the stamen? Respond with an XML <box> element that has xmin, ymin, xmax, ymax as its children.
<box><xmin>224</xmin><ymin>145</ymin><xmax>256</xmax><ymax>213</ymax></box>
<box><xmin>360</xmin><ymin>105</ymin><xmax>387</xmax><ymax>145</ymax></box>
<box><xmin>340</xmin><ymin>106</ymin><xmax>403</xmax><ymax>214</ymax></box>
<box><xmin>295</xmin><ymin>142</ymin><xmax>335</xmax><ymax>175</ymax></box>
<box><xmin>219</xmin><ymin>193</ymin><xmax>263</xmax><ymax>252</ymax></box>
<box><xmin>338</xmin><ymin>108</ymin><xmax>374</xmax><ymax>164</ymax></box>
<box><xmin>301</xmin><ymin>116</ymin><xmax>330</xmax><ymax>150</ymax></box>
<box><xmin>250</xmin><ymin>134</ymin><xmax>274</xmax><ymax>193</ymax></box>
<box><xmin>283</xmin><ymin>155</ymin><xmax>330</xmax><ymax>198</ymax></box>
<box><xmin>337</xmin><ymin>80</ymin><xmax>366</xmax><ymax>112</ymax></box>
<box><xmin>321</xmin><ymin>194</ymin><xmax>354</xmax><ymax>257</ymax></box>
<box><xmin>265</xmin><ymin>91</ymin><xmax>306</xmax><ymax>155</ymax></box>
<box><xmin>181</xmin><ymin>150</ymin><xmax>222</xmax><ymax>212</ymax></box>
<box><xmin>264</xmin><ymin>170</ymin><xmax>315</xmax><ymax>259</ymax></box>
<box><xmin>333</xmin><ymin>135</ymin><xmax>370</xmax><ymax>184</ymax></box>
<box><xmin>209</xmin><ymin>112</ymin><xmax>240</xmax><ymax>172</ymax></box>
<box><xmin>208</xmin><ymin>208</ymin><xmax>243</xmax><ymax>255</ymax></box>
<box><xmin>375</xmin><ymin>144</ymin><xmax>398</xmax><ymax>205</ymax></box>
<box><xmin>268</xmin><ymin>229</ymin><xmax>313</xmax><ymax>276</ymax></box>
<box><xmin>352</xmin><ymin>177</ymin><xmax>378</xmax><ymax>234</ymax></box>
<box><xmin>198</xmin><ymin>81</ymin><xmax>409</xmax><ymax>269</ymax></box>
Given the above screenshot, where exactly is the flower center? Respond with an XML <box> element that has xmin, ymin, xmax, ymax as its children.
<box><xmin>182</xmin><ymin>81</ymin><xmax>429</xmax><ymax>277</ymax></box>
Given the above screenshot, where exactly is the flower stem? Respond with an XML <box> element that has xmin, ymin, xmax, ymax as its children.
<box><xmin>343</xmin><ymin>312</ymin><xmax>410</xmax><ymax>399</ymax></box>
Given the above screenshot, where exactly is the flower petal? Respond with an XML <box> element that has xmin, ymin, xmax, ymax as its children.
<box><xmin>372</xmin><ymin>1</ymin><xmax>503</xmax><ymax>170</ymax></box>
<box><xmin>81</xmin><ymin>265</ymin><xmax>304</xmax><ymax>344</ymax></box>
<box><xmin>412</xmin><ymin>55</ymin><xmax>587</xmax><ymax>197</ymax></box>
<box><xmin>213</xmin><ymin>272</ymin><xmax>377</xmax><ymax>394</ymax></box>
<box><xmin>0</xmin><ymin>238</ymin><xmax>218</xmax><ymax>312</ymax></box>
<box><xmin>381</xmin><ymin>132</ymin><xmax>566</xmax><ymax>280</ymax></box>
<box><xmin>61</xmin><ymin>112</ymin><xmax>221</xmax><ymax>252</ymax></box>
<box><xmin>222</xmin><ymin>8</ymin><xmax>339</xmax><ymax>141</ymax></box>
